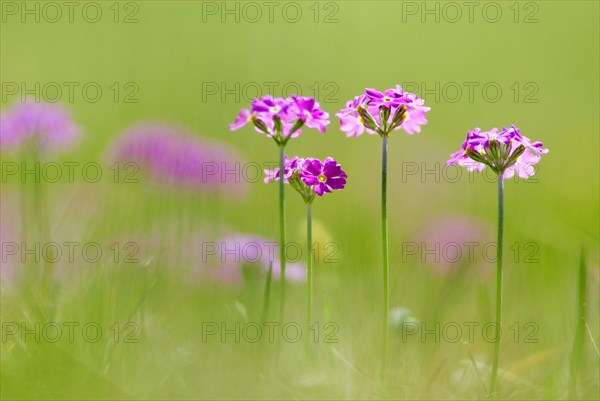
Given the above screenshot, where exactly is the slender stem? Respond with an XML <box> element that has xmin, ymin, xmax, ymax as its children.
<box><xmin>278</xmin><ymin>144</ymin><xmax>287</xmax><ymax>322</ymax></box>
<box><xmin>381</xmin><ymin>135</ymin><xmax>389</xmax><ymax>374</ymax></box>
<box><xmin>569</xmin><ymin>248</ymin><xmax>587</xmax><ymax>398</ymax></box>
<box><xmin>306</xmin><ymin>203</ymin><xmax>313</xmax><ymax>342</ymax></box>
<box><xmin>261</xmin><ymin>262</ymin><xmax>273</xmax><ymax>323</ymax></box>
<box><xmin>490</xmin><ymin>176</ymin><xmax>504</xmax><ymax>397</ymax></box>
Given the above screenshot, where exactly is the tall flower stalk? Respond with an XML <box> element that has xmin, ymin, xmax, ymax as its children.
<box><xmin>230</xmin><ymin>96</ymin><xmax>329</xmax><ymax>319</ymax></box>
<box><xmin>447</xmin><ymin>125</ymin><xmax>548</xmax><ymax>397</ymax></box>
<box><xmin>265</xmin><ymin>156</ymin><xmax>347</xmax><ymax>342</ymax></box>
<box><xmin>0</xmin><ymin>101</ymin><xmax>80</xmax><ymax>308</ymax></box>
<box><xmin>337</xmin><ymin>86</ymin><xmax>430</xmax><ymax>370</ymax></box>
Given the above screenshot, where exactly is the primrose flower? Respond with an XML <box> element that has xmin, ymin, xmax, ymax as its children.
<box><xmin>337</xmin><ymin>86</ymin><xmax>430</xmax><ymax>137</ymax></box>
<box><xmin>0</xmin><ymin>100</ymin><xmax>80</xmax><ymax>153</ymax></box>
<box><xmin>263</xmin><ymin>156</ymin><xmax>304</xmax><ymax>184</ymax></box>
<box><xmin>446</xmin><ymin>125</ymin><xmax>548</xmax><ymax>179</ymax></box>
<box><xmin>264</xmin><ymin>156</ymin><xmax>347</xmax><ymax>203</ymax></box>
<box><xmin>111</xmin><ymin>123</ymin><xmax>247</xmax><ymax>196</ymax></box>
<box><xmin>229</xmin><ymin>95</ymin><xmax>329</xmax><ymax>145</ymax></box>
<box><xmin>301</xmin><ymin>158</ymin><xmax>348</xmax><ymax>196</ymax></box>
<box><xmin>290</xmin><ymin>96</ymin><xmax>330</xmax><ymax>133</ymax></box>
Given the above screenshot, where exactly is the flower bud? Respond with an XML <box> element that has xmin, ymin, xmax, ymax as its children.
<box><xmin>357</xmin><ymin>106</ymin><xmax>378</xmax><ymax>131</ymax></box>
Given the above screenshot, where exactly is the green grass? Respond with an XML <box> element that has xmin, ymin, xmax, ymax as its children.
<box><xmin>1</xmin><ymin>1</ymin><xmax>599</xmax><ymax>399</ymax></box>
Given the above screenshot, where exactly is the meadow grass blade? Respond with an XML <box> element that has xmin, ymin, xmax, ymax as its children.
<box><xmin>569</xmin><ymin>247</ymin><xmax>587</xmax><ymax>398</ymax></box>
<box><xmin>261</xmin><ymin>262</ymin><xmax>273</xmax><ymax>323</ymax></box>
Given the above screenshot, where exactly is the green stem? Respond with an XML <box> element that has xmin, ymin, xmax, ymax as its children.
<box><xmin>381</xmin><ymin>135</ymin><xmax>389</xmax><ymax>373</ymax></box>
<box><xmin>489</xmin><ymin>176</ymin><xmax>504</xmax><ymax>397</ymax></box>
<box><xmin>278</xmin><ymin>144</ymin><xmax>287</xmax><ymax>322</ymax></box>
<box><xmin>306</xmin><ymin>203</ymin><xmax>313</xmax><ymax>343</ymax></box>
<box><xmin>569</xmin><ymin>248</ymin><xmax>587</xmax><ymax>398</ymax></box>
<box><xmin>261</xmin><ymin>262</ymin><xmax>273</xmax><ymax>323</ymax></box>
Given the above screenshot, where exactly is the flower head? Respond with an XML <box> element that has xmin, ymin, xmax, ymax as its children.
<box><xmin>301</xmin><ymin>157</ymin><xmax>348</xmax><ymax>196</ymax></box>
<box><xmin>337</xmin><ymin>85</ymin><xmax>430</xmax><ymax>138</ymax></box>
<box><xmin>264</xmin><ymin>156</ymin><xmax>347</xmax><ymax>203</ymax></box>
<box><xmin>290</xmin><ymin>96</ymin><xmax>330</xmax><ymax>133</ymax></box>
<box><xmin>111</xmin><ymin>123</ymin><xmax>247</xmax><ymax>196</ymax></box>
<box><xmin>0</xmin><ymin>100</ymin><xmax>80</xmax><ymax>153</ymax></box>
<box><xmin>446</xmin><ymin>125</ymin><xmax>548</xmax><ymax>180</ymax></box>
<box><xmin>229</xmin><ymin>95</ymin><xmax>329</xmax><ymax>146</ymax></box>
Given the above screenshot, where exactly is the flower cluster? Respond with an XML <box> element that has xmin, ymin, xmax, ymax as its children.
<box><xmin>0</xmin><ymin>101</ymin><xmax>80</xmax><ymax>154</ymax></box>
<box><xmin>446</xmin><ymin>125</ymin><xmax>548</xmax><ymax>179</ymax></box>
<box><xmin>229</xmin><ymin>95</ymin><xmax>330</xmax><ymax>145</ymax></box>
<box><xmin>336</xmin><ymin>85</ymin><xmax>430</xmax><ymax>138</ymax></box>
<box><xmin>264</xmin><ymin>156</ymin><xmax>347</xmax><ymax>202</ymax></box>
<box><xmin>111</xmin><ymin>123</ymin><xmax>246</xmax><ymax>195</ymax></box>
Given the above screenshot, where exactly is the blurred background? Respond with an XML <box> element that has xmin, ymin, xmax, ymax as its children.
<box><xmin>1</xmin><ymin>1</ymin><xmax>598</xmax><ymax>399</ymax></box>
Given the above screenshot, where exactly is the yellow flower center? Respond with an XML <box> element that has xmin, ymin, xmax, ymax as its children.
<box><xmin>383</xmin><ymin>96</ymin><xmax>392</xmax><ymax>102</ymax></box>
<box><xmin>269</xmin><ymin>106</ymin><xmax>281</xmax><ymax>114</ymax></box>
<box><xmin>318</xmin><ymin>174</ymin><xmax>327</xmax><ymax>182</ymax></box>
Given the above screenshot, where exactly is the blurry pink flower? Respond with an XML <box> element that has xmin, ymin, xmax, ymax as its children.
<box><xmin>110</xmin><ymin>123</ymin><xmax>247</xmax><ymax>196</ymax></box>
<box><xmin>187</xmin><ymin>232</ymin><xmax>306</xmax><ymax>286</ymax></box>
<box><xmin>0</xmin><ymin>100</ymin><xmax>80</xmax><ymax>153</ymax></box>
<box><xmin>412</xmin><ymin>216</ymin><xmax>494</xmax><ymax>276</ymax></box>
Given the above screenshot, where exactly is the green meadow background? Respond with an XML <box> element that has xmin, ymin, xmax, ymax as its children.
<box><xmin>1</xmin><ymin>1</ymin><xmax>598</xmax><ymax>399</ymax></box>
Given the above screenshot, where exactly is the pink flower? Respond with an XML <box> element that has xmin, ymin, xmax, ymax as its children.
<box><xmin>447</xmin><ymin>125</ymin><xmax>548</xmax><ymax>180</ymax></box>
<box><xmin>229</xmin><ymin>95</ymin><xmax>329</xmax><ymax>145</ymax></box>
<box><xmin>111</xmin><ymin>123</ymin><xmax>247</xmax><ymax>196</ymax></box>
<box><xmin>337</xmin><ymin>86</ymin><xmax>430</xmax><ymax>137</ymax></box>
<box><xmin>0</xmin><ymin>100</ymin><xmax>80</xmax><ymax>153</ymax></box>
<box><xmin>301</xmin><ymin>157</ymin><xmax>347</xmax><ymax>196</ymax></box>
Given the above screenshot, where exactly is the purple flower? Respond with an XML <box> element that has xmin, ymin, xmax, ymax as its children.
<box><xmin>290</xmin><ymin>96</ymin><xmax>330</xmax><ymax>133</ymax></box>
<box><xmin>229</xmin><ymin>95</ymin><xmax>330</xmax><ymax>145</ymax></box>
<box><xmin>228</xmin><ymin>108</ymin><xmax>253</xmax><ymax>131</ymax></box>
<box><xmin>447</xmin><ymin>125</ymin><xmax>548</xmax><ymax>179</ymax></box>
<box><xmin>0</xmin><ymin>100</ymin><xmax>80</xmax><ymax>153</ymax></box>
<box><xmin>365</xmin><ymin>86</ymin><xmax>408</xmax><ymax>108</ymax></box>
<box><xmin>263</xmin><ymin>156</ymin><xmax>304</xmax><ymax>184</ymax></box>
<box><xmin>264</xmin><ymin>156</ymin><xmax>347</xmax><ymax>201</ymax></box>
<box><xmin>251</xmin><ymin>96</ymin><xmax>290</xmax><ymax>118</ymax></box>
<box><xmin>337</xmin><ymin>86</ymin><xmax>430</xmax><ymax>137</ymax></box>
<box><xmin>301</xmin><ymin>157</ymin><xmax>347</xmax><ymax>196</ymax></box>
<box><xmin>335</xmin><ymin>94</ymin><xmax>374</xmax><ymax>138</ymax></box>
<box><xmin>111</xmin><ymin>123</ymin><xmax>247</xmax><ymax>196</ymax></box>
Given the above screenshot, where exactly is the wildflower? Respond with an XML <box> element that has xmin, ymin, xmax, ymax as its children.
<box><xmin>265</xmin><ymin>156</ymin><xmax>347</xmax><ymax>203</ymax></box>
<box><xmin>337</xmin><ymin>85</ymin><xmax>430</xmax><ymax>367</ymax></box>
<box><xmin>230</xmin><ymin>95</ymin><xmax>329</xmax><ymax>145</ymax></box>
<box><xmin>0</xmin><ymin>101</ymin><xmax>80</xmax><ymax>153</ymax></box>
<box><xmin>446</xmin><ymin>125</ymin><xmax>548</xmax><ymax>179</ymax></box>
<box><xmin>337</xmin><ymin>86</ymin><xmax>430</xmax><ymax>137</ymax></box>
<box><xmin>447</xmin><ymin>124</ymin><xmax>548</xmax><ymax>397</ymax></box>
<box><xmin>111</xmin><ymin>123</ymin><xmax>246</xmax><ymax>196</ymax></box>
